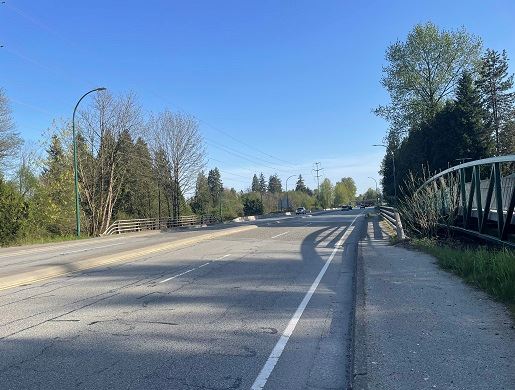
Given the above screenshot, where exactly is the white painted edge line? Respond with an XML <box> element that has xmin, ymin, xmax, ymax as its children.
<box><xmin>251</xmin><ymin>214</ymin><xmax>361</xmax><ymax>390</ymax></box>
<box><xmin>270</xmin><ymin>232</ymin><xmax>289</xmax><ymax>239</ymax></box>
<box><xmin>0</xmin><ymin>235</ymin><xmax>130</xmax><ymax>259</ymax></box>
<box><xmin>58</xmin><ymin>242</ymin><xmax>125</xmax><ymax>255</ymax></box>
<box><xmin>159</xmin><ymin>254</ymin><xmax>231</xmax><ymax>283</ymax></box>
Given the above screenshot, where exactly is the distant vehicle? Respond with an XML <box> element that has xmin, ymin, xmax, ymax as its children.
<box><xmin>341</xmin><ymin>205</ymin><xmax>352</xmax><ymax>211</ymax></box>
<box><xmin>360</xmin><ymin>204</ymin><xmax>366</xmax><ymax>209</ymax></box>
<box><xmin>296</xmin><ymin>207</ymin><xmax>306</xmax><ymax>215</ymax></box>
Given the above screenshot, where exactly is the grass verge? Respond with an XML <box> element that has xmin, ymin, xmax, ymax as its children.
<box><xmin>412</xmin><ymin>238</ymin><xmax>515</xmax><ymax>311</ymax></box>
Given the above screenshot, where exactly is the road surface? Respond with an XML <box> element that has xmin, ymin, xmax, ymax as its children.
<box><xmin>0</xmin><ymin>209</ymin><xmax>365</xmax><ymax>390</ymax></box>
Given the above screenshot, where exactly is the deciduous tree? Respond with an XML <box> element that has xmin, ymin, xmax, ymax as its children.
<box><xmin>319</xmin><ymin>178</ymin><xmax>333</xmax><ymax>209</ymax></box>
<box><xmin>375</xmin><ymin>22</ymin><xmax>482</xmax><ymax>136</ymax></box>
<box><xmin>0</xmin><ymin>88</ymin><xmax>22</xmax><ymax>171</ymax></box>
<box><xmin>151</xmin><ymin>111</ymin><xmax>205</xmax><ymax>219</ymax></box>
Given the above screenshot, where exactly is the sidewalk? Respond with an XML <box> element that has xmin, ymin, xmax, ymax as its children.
<box><xmin>353</xmin><ymin>217</ymin><xmax>514</xmax><ymax>390</ymax></box>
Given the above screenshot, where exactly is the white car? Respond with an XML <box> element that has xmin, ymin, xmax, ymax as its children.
<box><xmin>295</xmin><ymin>207</ymin><xmax>306</xmax><ymax>215</ymax></box>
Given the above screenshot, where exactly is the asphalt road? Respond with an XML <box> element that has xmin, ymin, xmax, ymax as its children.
<box><xmin>0</xmin><ymin>209</ymin><xmax>366</xmax><ymax>390</ymax></box>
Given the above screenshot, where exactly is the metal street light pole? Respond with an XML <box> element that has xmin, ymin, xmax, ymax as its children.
<box><xmin>373</xmin><ymin>144</ymin><xmax>397</xmax><ymax>202</ymax></box>
<box><xmin>285</xmin><ymin>174</ymin><xmax>297</xmax><ymax>210</ymax></box>
<box><xmin>368</xmin><ymin>176</ymin><xmax>379</xmax><ymax>204</ymax></box>
<box><xmin>72</xmin><ymin>87</ymin><xmax>107</xmax><ymax>237</ymax></box>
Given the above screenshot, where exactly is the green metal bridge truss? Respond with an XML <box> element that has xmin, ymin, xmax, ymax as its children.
<box><xmin>419</xmin><ymin>155</ymin><xmax>515</xmax><ymax>247</ymax></box>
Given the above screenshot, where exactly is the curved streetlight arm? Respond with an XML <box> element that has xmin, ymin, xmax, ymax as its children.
<box><xmin>72</xmin><ymin>87</ymin><xmax>107</xmax><ymax>238</ymax></box>
<box><xmin>285</xmin><ymin>174</ymin><xmax>298</xmax><ymax>210</ymax></box>
<box><xmin>72</xmin><ymin>87</ymin><xmax>107</xmax><ymax>124</ymax></box>
<box><xmin>367</xmin><ymin>176</ymin><xmax>377</xmax><ymax>186</ymax></box>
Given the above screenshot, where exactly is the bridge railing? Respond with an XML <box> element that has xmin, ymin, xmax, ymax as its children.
<box><xmin>378</xmin><ymin>206</ymin><xmax>406</xmax><ymax>239</ymax></box>
<box><xmin>102</xmin><ymin>215</ymin><xmax>218</xmax><ymax>235</ymax></box>
<box><xmin>415</xmin><ymin>155</ymin><xmax>515</xmax><ymax>246</ymax></box>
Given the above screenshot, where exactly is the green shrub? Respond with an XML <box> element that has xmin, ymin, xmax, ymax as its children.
<box><xmin>0</xmin><ymin>180</ymin><xmax>29</xmax><ymax>246</ymax></box>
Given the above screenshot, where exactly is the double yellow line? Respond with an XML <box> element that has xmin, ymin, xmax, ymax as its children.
<box><xmin>0</xmin><ymin>225</ymin><xmax>257</xmax><ymax>291</ymax></box>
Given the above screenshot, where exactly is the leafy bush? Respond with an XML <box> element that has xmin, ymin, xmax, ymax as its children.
<box><xmin>242</xmin><ymin>196</ymin><xmax>263</xmax><ymax>216</ymax></box>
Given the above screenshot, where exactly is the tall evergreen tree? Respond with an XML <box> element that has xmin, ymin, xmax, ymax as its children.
<box><xmin>207</xmin><ymin>167</ymin><xmax>223</xmax><ymax>204</ymax></box>
<box><xmin>251</xmin><ymin>174</ymin><xmax>260</xmax><ymax>192</ymax></box>
<box><xmin>258</xmin><ymin>173</ymin><xmax>267</xmax><ymax>194</ymax></box>
<box><xmin>453</xmin><ymin>71</ymin><xmax>493</xmax><ymax>159</ymax></box>
<box><xmin>379</xmin><ymin>130</ymin><xmax>400</xmax><ymax>199</ymax></box>
<box><xmin>295</xmin><ymin>175</ymin><xmax>307</xmax><ymax>192</ymax></box>
<box><xmin>40</xmin><ymin>133</ymin><xmax>75</xmax><ymax>235</ymax></box>
<box><xmin>115</xmin><ymin>137</ymin><xmax>155</xmax><ymax>218</ymax></box>
<box><xmin>191</xmin><ymin>171</ymin><xmax>212</xmax><ymax>215</ymax></box>
<box><xmin>499</xmin><ymin>120</ymin><xmax>515</xmax><ymax>155</ymax></box>
<box><xmin>267</xmin><ymin>174</ymin><xmax>282</xmax><ymax>193</ymax></box>
<box><xmin>0</xmin><ymin>178</ymin><xmax>27</xmax><ymax>245</ymax></box>
<box><xmin>154</xmin><ymin>148</ymin><xmax>173</xmax><ymax>219</ymax></box>
<box><xmin>476</xmin><ymin>49</ymin><xmax>515</xmax><ymax>154</ymax></box>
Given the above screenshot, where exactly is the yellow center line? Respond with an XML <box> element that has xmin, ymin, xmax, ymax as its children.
<box><xmin>0</xmin><ymin>225</ymin><xmax>257</xmax><ymax>291</ymax></box>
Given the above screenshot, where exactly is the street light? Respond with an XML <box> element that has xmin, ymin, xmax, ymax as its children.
<box><xmin>368</xmin><ymin>176</ymin><xmax>379</xmax><ymax>204</ymax></box>
<box><xmin>72</xmin><ymin>87</ymin><xmax>107</xmax><ymax>237</ymax></box>
<box><xmin>373</xmin><ymin>144</ymin><xmax>397</xmax><ymax>202</ymax></box>
<box><xmin>285</xmin><ymin>174</ymin><xmax>297</xmax><ymax>211</ymax></box>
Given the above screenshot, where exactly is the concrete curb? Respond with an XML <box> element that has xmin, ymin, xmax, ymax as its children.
<box><xmin>0</xmin><ymin>224</ymin><xmax>258</xmax><ymax>291</ymax></box>
<box><xmin>351</xmin><ymin>237</ymin><xmax>369</xmax><ymax>390</ymax></box>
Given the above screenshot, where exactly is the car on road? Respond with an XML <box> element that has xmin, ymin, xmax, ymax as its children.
<box><xmin>295</xmin><ymin>207</ymin><xmax>306</xmax><ymax>215</ymax></box>
<box><xmin>341</xmin><ymin>205</ymin><xmax>352</xmax><ymax>211</ymax></box>
<box><xmin>360</xmin><ymin>204</ymin><xmax>366</xmax><ymax>209</ymax></box>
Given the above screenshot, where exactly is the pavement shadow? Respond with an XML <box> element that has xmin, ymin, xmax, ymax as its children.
<box><xmin>0</xmin><ymin>212</ymin><xmax>368</xmax><ymax>389</ymax></box>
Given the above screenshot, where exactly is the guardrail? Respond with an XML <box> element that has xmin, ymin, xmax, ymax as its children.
<box><xmin>102</xmin><ymin>215</ymin><xmax>218</xmax><ymax>235</ymax></box>
<box><xmin>378</xmin><ymin>206</ymin><xmax>406</xmax><ymax>239</ymax></box>
<box><xmin>416</xmin><ymin>155</ymin><xmax>515</xmax><ymax>246</ymax></box>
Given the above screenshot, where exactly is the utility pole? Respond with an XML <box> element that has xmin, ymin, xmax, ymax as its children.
<box><xmin>313</xmin><ymin>162</ymin><xmax>323</xmax><ymax>207</ymax></box>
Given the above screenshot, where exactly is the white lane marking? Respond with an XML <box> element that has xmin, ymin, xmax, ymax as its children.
<box><xmin>159</xmin><ymin>268</ymin><xmax>198</xmax><ymax>283</ymax></box>
<box><xmin>251</xmin><ymin>214</ymin><xmax>361</xmax><ymax>390</ymax></box>
<box><xmin>270</xmin><ymin>232</ymin><xmax>289</xmax><ymax>239</ymax></box>
<box><xmin>158</xmin><ymin>254</ymin><xmax>231</xmax><ymax>283</ymax></box>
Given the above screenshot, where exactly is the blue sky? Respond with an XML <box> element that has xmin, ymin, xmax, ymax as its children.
<box><xmin>2</xmin><ymin>0</ymin><xmax>514</xmax><ymax>194</ymax></box>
